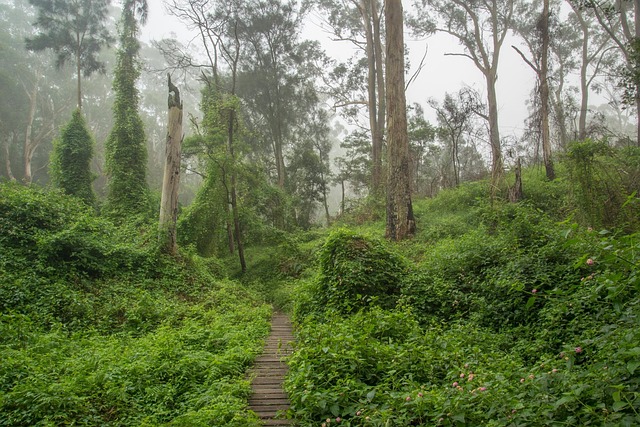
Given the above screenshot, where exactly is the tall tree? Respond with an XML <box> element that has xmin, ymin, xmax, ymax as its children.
<box><xmin>429</xmin><ymin>90</ymin><xmax>481</xmax><ymax>187</ymax></box>
<box><xmin>410</xmin><ymin>0</ymin><xmax>515</xmax><ymax>191</ymax></box>
<box><xmin>385</xmin><ymin>0</ymin><xmax>415</xmax><ymax>240</ymax></box>
<box><xmin>578</xmin><ymin>0</ymin><xmax>640</xmax><ymax>144</ymax></box>
<box><xmin>104</xmin><ymin>0</ymin><xmax>149</xmax><ymax>218</ymax></box>
<box><xmin>512</xmin><ymin>0</ymin><xmax>555</xmax><ymax>179</ymax></box>
<box><xmin>50</xmin><ymin>109</ymin><xmax>95</xmax><ymax>205</ymax></box>
<box><xmin>308</xmin><ymin>0</ymin><xmax>386</xmax><ymax>194</ymax></box>
<box><xmin>237</xmin><ymin>0</ymin><xmax>319</xmax><ymax>190</ymax></box>
<box><xmin>25</xmin><ymin>0</ymin><xmax>113</xmax><ymax>110</ymax></box>
<box><xmin>567</xmin><ymin>2</ymin><xmax>616</xmax><ymax>140</ymax></box>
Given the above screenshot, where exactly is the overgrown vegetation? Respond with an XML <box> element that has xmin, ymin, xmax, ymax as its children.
<box><xmin>0</xmin><ymin>182</ymin><xmax>270</xmax><ymax>426</ymax></box>
<box><xmin>3</xmin><ymin>141</ymin><xmax>640</xmax><ymax>426</ymax></box>
<box><xmin>283</xmin><ymin>142</ymin><xmax>640</xmax><ymax>426</ymax></box>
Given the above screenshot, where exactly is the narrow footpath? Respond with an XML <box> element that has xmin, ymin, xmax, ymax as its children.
<box><xmin>248</xmin><ymin>312</ymin><xmax>295</xmax><ymax>426</ymax></box>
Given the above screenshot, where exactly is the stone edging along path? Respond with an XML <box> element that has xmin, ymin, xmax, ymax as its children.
<box><xmin>248</xmin><ymin>312</ymin><xmax>295</xmax><ymax>426</ymax></box>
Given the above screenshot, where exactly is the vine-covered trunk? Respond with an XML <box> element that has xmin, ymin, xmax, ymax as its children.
<box><xmin>385</xmin><ymin>0</ymin><xmax>415</xmax><ymax>241</ymax></box>
<box><xmin>228</xmin><ymin>109</ymin><xmax>246</xmax><ymax>274</ymax></box>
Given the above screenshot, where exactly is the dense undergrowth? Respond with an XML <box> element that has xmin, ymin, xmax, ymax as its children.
<box><xmin>280</xmin><ymin>157</ymin><xmax>640</xmax><ymax>426</ymax></box>
<box><xmin>0</xmin><ymin>183</ymin><xmax>270</xmax><ymax>426</ymax></box>
<box><xmin>2</xmin><ymin>141</ymin><xmax>640</xmax><ymax>427</ymax></box>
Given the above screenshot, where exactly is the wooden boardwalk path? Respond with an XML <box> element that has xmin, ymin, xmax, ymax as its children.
<box><xmin>248</xmin><ymin>312</ymin><xmax>295</xmax><ymax>426</ymax></box>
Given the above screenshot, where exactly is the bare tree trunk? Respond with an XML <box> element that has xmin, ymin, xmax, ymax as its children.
<box><xmin>636</xmin><ymin>0</ymin><xmax>640</xmax><ymax>145</ymax></box>
<box><xmin>76</xmin><ymin>48</ymin><xmax>82</xmax><ymax>110</ymax></box>
<box><xmin>540</xmin><ymin>0</ymin><xmax>555</xmax><ymax>180</ymax></box>
<box><xmin>385</xmin><ymin>0</ymin><xmax>415</xmax><ymax>241</ymax></box>
<box><xmin>372</xmin><ymin>0</ymin><xmax>385</xmax><ymax>194</ymax></box>
<box><xmin>486</xmin><ymin>73</ymin><xmax>503</xmax><ymax>193</ymax></box>
<box><xmin>361</xmin><ymin>0</ymin><xmax>382</xmax><ymax>194</ymax></box>
<box><xmin>4</xmin><ymin>132</ymin><xmax>16</xmax><ymax>181</ymax></box>
<box><xmin>340</xmin><ymin>179</ymin><xmax>345</xmax><ymax>215</ymax></box>
<box><xmin>159</xmin><ymin>75</ymin><xmax>183</xmax><ymax>255</ymax></box>
<box><xmin>509</xmin><ymin>157</ymin><xmax>523</xmax><ymax>202</ymax></box>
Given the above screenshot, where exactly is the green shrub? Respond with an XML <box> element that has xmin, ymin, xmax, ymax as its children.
<box><xmin>305</xmin><ymin>229</ymin><xmax>408</xmax><ymax>316</ymax></box>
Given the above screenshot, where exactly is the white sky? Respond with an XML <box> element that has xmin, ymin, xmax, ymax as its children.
<box><xmin>142</xmin><ymin>1</ymin><xmax>536</xmax><ymax>141</ymax></box>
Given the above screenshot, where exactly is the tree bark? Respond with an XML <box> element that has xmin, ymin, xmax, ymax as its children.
<box><xmin>4</xmin><ymin>132</ymin><xmax>16</xmax><ymax>181</ymax></box>
<box><xmin>361</xmin><ymin>0</ymin><xmax>383</xmax><ymax>194</ymax></box>
<box><xmin>486</xmin><ymin>72</ymin><xmax>502</xmax><ymax>192</ymax></box>
<box><xmin>372</xmin><ymin>0</ymin><xmax>385</xmax><ymax>194</ymax></box>
<box><xmin>509</xmin><ymin>157</ymin><xmax>523</xmax><ymax>203</ymax></box>
<box><xmin>159</xmin><ymin>75</ymin><xmax>183</xmax><ymax>255</ymax></box>
<box><xmin>23</xmin><ymin>76</ymin><xmax>39</xmax><ymax>185</ymax></box>
<box><xmin>540</xmin><ymin>0</ymin><xmax>554</xmax><ymax>180</ymax></box>
<box><xmin>385</xmin><ymin>0</ymin><xmax>415</xmax><ymax>241</ymax></box>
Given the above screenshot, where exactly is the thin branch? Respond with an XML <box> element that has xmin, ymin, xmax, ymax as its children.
<box><xmin>406</xmin><ymin>44</ymin><xmax>428</xmax><ymax>90</ymax></box>
<box><xmin>511</xmin><ymin>45</ymin><xmax>539</xmax><ymax>74</ymax></box>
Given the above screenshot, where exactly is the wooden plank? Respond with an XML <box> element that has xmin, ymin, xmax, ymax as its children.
<box><xmin>248</xmin><ymin>312</ymin><xmax>295</xmax><ymax>426</ymax></box>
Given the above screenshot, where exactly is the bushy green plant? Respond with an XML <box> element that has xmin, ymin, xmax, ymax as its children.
<box><xmin>297</xmin><ymin>229</ymin><xmax>408</xmax><ymax>317</ymax></box>
<box><xmin>50</xmin><ymin>109</ymin><xmax>95</xmax><ymax>206</ymax></box>
<box><xmin>564</xmin><ymin>140</ymin><xmax>640</xmax><ymax>229</ymax></box>
<box><xmin>104</xmin><ymin>6</ymin><xmax>150</xmax><ymax>220</ymax></box>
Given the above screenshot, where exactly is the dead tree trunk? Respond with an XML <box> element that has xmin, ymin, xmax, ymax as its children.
<box><xmin>159</xmin><ymin>74</ymin><xmax>183</xmax><ymax>255</ymax></box>
<box><xmin>509</xmin><ymin>157</ymin><xmax>523</xmax><ymax>203</ymax></box>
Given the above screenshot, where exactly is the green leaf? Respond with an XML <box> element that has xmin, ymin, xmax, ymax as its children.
<box><xmin>330</xmin><ymin>403</ymin><xmax>340</xmax><ymax>416</ymax></box>
<box><xmin>612</xmin><ymin>401</ymin><xmax>627</xmax><ymax>412</ymax></box>
<box><xmin>366</xmin><ymin>390</ymin><xmax>376</xmax><ymax>401</ymax></box>
<box><xmin>451</xmin><ymin>413</ymin><xmax>465</xmax><ymax>423</ymax></box>
<box><xmin>627</xmin><ymin>361</ymin><xmax>640</xmax><ymax>375</ymax></box>
<box><xmin>525</xmin><ymin>296</ymin><xmax>536</xmax><ymax>310</ymax></box>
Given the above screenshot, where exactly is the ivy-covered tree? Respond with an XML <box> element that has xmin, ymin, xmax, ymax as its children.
<box><xmin>25</xmin><ymin>0</ymin><xmax>113</xmax><ymax>110</ymax></box>
<box><xmin>104</xmin><ymin>0</ymin><xmax>149</xmax><ymax>218</ymax></box>
<box><xmin>50</xmin><ymin>109</ymin><xmax>95</xmax><ymax>205</ymax></box>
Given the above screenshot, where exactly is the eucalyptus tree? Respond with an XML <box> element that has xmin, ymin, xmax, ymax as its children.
<box><xmin>575</xmin><ymin>0</ymin><xmax>640</xmax><ymax>144</ymax></box>
<box><xmin>407</xmin><ymin>104</ymin><xmax>436</xmax><ymax>195</ymax></box>
<box><xmin>26</xmin><ymin>0</ymin><xmax>113</xmax><ymax>110</ymax></box>
<box><xmin>511</xmin><ymin>0</ymin><xmax>557</xmax><ymax>179</ymax></box>
<box><xmin>564</xmin><ymin>1</ymin><xmax>620</xmax><ymax>141</ymax></box>
<box><xmin>287</xmin><ymin>106</ymin><xmax>334</xmax><ymax>227</ymax></box>
<box><xmin>306</xmin><ymin>0</ymin><xmax>385</xmax><ymax>194</ymax></box>
<box><xmin>429</xmin><ymin>89</ymin><xmax>482</xmax><ymax>187</ymax></box>
<box><xmin>237</xmin><ymin>0</ymin><xmax>322</xmax><ymax>190</ymax></box>
<box><xmin>385</xmin><ymin>0</ymin><xmax>414</xmax><ymax>241</ymax></box>
<box><xmin>1</xmin><ymin>0</ymin><xmax>68</xmax><ymax>184</ymax></box>
<box><xmin>104</xmin><ymin>0</ymin><xmax>150</xmax><ymax>218</ymax></box>
<box><xmin>410</xmin><ymin>0</ymin><xmax>516</xmax><ymax>191</ymax></box>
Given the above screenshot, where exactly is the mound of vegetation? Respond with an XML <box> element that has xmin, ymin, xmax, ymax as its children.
<box><xmin>0</xmin><ymin>183</ymin><xmax>270</xmax><ymax>426</ymax></box>
<box><xmin>284</xmin><ymin>158</ymin><xmax>640</xmax><ymax>426</ymax></box>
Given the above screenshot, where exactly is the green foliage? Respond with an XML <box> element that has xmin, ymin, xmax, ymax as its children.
<box><xmin>285</xmin><ymin>163</ymin><xmax>640</xmax><ymax>426</ymax></box>
<box><xmin>0</xmin><ymin>183</ymin><xmax>271</xmax><ymax>426</ymax></box>
<box><xmin>564</xmin><ymin>140</ymin><xmax>640</xmax><ymax>229</ymax></box>
<box><xmin>295</xmin><ymin>229</ymin><xmax>408</xmax><ymax>318</ymax></box>
<box><xmin>50</xmin><ymin>110</ymin><xmax>96</xmax><ymax>205</ymax></box>
<box><xmin>26</xmin><ymin>0</ymin><xmax>113</xmax><ymax>108</ymax></box>
<box><xmin>104</xmin><ymin>7</ymin><xmax>150</xmax><ymax>219</ymax></box>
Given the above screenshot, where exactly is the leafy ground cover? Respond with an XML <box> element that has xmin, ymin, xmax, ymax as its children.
<box><xmin>284</xmin><ymin>166</ymin><xmax>640</xmax><ymax>426</ymax></box>
<box><xmin>0</xmin><ymin>183</ymin><xmax>271</xmax><ymax>426</ymax></box>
